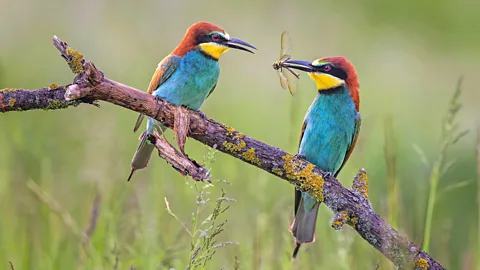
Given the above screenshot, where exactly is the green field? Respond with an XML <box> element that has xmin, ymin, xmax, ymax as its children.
<box><xmin>1</xmin><ymin>0</ymin><xmax>479</xmax><ymax>269</ymax></box>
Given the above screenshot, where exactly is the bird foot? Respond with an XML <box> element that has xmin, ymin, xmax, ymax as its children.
<box><xmin>154</xmin><ymin>96</ymin><xmax>164</xmax><ymax>120</ymax></box>
<box><xmin>154</xmin><ymin>95</ymin><xmax>162</xmax><ymax>105</ymax></box>
<box><xmin>323</xmin><ymin>171</ymin><xmax>333</xmax><ymax>178</ymax></box>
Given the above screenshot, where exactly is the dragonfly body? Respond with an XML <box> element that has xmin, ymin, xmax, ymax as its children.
<box><xmin>272</xmin><ymin>31</ymin><xmax>299</xmax><ymax>95</ymax></box>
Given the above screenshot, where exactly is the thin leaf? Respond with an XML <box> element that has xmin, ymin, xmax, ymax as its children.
<box><xmin>412</xmin><ymin>144</ymin><xmax>430</xmax><ymax>168</ymax></box>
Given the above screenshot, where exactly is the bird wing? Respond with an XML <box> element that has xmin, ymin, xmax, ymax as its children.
<box><xmin>147</xmin><ymin>55</ymin><xmax>180</xmax><ymax>94</ymax></box>
<box><xmin>335</xmin><ymin>112</ymin><xmax>362</xmax><ymax>176</ymax></box>
<box><xmin>294</xmin><ymin>119</ymin><xmax>308</xmax><ymax>215</ymax></box>
<box><xmin>206</xmin><ymin>83</ymin><xmax>217</xmax><ymax>99</ymax></box>
<box><xmin>297</xmin><ymin>119</ymin><xmax>307</xmax><ymax>149</ymax></box>
<box><xmin>133</xmin><ymin>55</ymin><xmax>180</xmax><ymax>132</ymax></box>
<box><xmin>294</xmin><ymin>113</ymin><xmax>361</xmax><ymax>214</ymax></box>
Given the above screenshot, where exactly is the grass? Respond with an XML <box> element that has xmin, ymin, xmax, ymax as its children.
<box><xmin>477</xmin><ymin>125</ymin><xmax>480</xmax><ymax>269</ymax></box>
<box><xmin>0</xmin><ymin>80</ymin><xmax>475</xmax><ymax>269</ymax></box>
<box><xmin>420</xmin><ymin>78</ymin><xmax>469</xmax><ymax>252</ymax></box>
<box><xmin>165</xmin><ymin>149</ymin><xmax>238</xmax><ymax>269</ymax></box>
<box><xmin>384</xmin><ymin>115</ymin><xmax>399</xmax><ymax>229</ymax></box>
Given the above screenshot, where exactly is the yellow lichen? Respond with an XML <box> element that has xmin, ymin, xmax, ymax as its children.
<box><xmin>347</xmin><ymin>215</ymin><xmax>359</xmax><ymax>227</ymax></box>
<box><xmin>8</xmin><ymin>98</ymin><xmax>15</xmax><ymax>107</ymax></box>
<box><xmin>332</xmin><ymin>210</ymin><xmax>359</xmax><ymax>230</ymax></box>
<box><xmin>223</xmin><ymin>140</ymin><xmax>246</xmax><ymax>152</ymax></box>
<box><xmin>223</xmin><ymin>130</ymin><xmax>247</xmax><ymax>153</ymax></box>
<box><xmin>352</xmin><ymin>169</ymin><xmax>369</xmax><ymax>199</ymax></box>
<box><xmin>49</xmin><ymin>83</ymin><xmax>59</xmax><ymax>90</ymax></box>
<box><xmin>272</xmin><ymin>167</ymin><xmax>283</xmax><ymax>176</ymax></box>
<box><xmin>242</xmin><ymin>148</ymin><xmax>261</xmax><ymax>166</ymax></box>
<box><xmin>414</xmin><ymin>258</ymin><xmax>429</xmax><ymax>270</ymax></box>
<box><xmin>66</xmin><ymin>47</ymin><xmax>84</xmax><ymax>74</ymax></box>
<box><xmin>331</xmin><ymin>210</ymin><xmax>348</xmax><ymax>230</ymax></box>
<box><xmin>225</xmin><ymin>126</ymin><xmax>236</xmax><ymax>136</ymax></box>
<box><xmin>1</xmin><ymin>88</ymin><xmax>20</xmax><ymax>92</ymax></box>
<box><xmin>282</xmin><ymin>154</ymin><xmax>324</xmax><ymax>202</ymax></box>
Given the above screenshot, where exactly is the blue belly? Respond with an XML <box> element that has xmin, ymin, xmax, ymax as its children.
<box><xmin>153</xmin><ymin>50</ymin><xmax>220</xmax><ymax>111</ymax></box>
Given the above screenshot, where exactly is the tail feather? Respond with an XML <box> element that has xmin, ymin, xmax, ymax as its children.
<box><xmin>128</xmin><ymin>131</ymin><xmax>155</xmax><ymax>181</ymax></box>
<box><xmin>290</xmin><ymin>197</ymin><xmax>320</xmax><ymax>258</ymax></box>
<box><xmin>292</xmin><ymin>242</ymin><xmax>301</xmax><ymax>259</ymax></box>
<box><xmin>133</xmin><ymin>113</ymin><xmax>145</xmax><ymax>133</ymax></box>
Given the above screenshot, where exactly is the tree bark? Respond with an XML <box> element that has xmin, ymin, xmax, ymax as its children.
<box><xmin>0</xmin><ymin>36</ymin><xmax>444</xmax><ymax>269</ymax></box>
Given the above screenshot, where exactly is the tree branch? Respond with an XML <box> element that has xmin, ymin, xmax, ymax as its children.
<box><xmin>0</xmin><ymin>36</ymin><xmax>444</xmax><ymax>269</ymax></box>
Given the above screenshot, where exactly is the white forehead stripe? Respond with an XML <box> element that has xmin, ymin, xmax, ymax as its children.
<box><xmin>312</xmin><ymin>59</ymin><xmax>327</xmax><ymax>66</ymax></box>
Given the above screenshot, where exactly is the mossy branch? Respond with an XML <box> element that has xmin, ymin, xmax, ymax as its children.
<box><xmin>0</xmin><ymin>36</ymin><xmax>445</xmax><ymax>269</ymax></box>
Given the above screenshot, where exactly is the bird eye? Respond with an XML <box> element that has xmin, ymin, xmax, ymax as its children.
<box><xmin>322</xmin><ymin>65</ymin><xmax>332</xmax><ymax>72</ymax></box>
<box><xmin>211</xmin><ymin>33</ymin><xmax>220</xmax><ymax>42</ymax></box>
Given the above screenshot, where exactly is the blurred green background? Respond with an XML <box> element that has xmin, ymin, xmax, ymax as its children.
<box><xmin>1</xmin><ymin>0</ymin><xmax>479</xmax><ymax>269</ymax></box>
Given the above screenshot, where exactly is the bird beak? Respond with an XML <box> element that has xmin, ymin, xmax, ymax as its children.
<box><xmin>282</xmin><ymin>59</ymin><xmax>315</xmax><ymax>73</ymax></box>
<box><xmin>225</xmin><ymin>38</ymin><xmax>257</xmax><ymax>54</ymax></box>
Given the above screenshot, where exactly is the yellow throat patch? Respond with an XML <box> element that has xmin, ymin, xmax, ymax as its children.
<box><xmin>308</xmin><ymin>73</ymin><xmax>345</xmax><ymax>90</ymax></box>
<box><xmin>199</xmin><ymin>43</ymin><xmax>229</xmax><ymax>59</ymax></box>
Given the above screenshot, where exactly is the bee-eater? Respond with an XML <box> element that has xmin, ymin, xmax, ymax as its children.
<box><xmin>128</xmin><ymin>22</ymin><xmax>256</xmax><ymax>181</ymax></box>
<box><xmin>282</xmin><ymin>57</ymin><xmax>361</xmax><ymax>258</ymax></box>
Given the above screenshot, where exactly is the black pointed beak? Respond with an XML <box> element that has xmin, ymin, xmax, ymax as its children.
<box><xmin>225</xmin><ymin>38</ymin><xmax>257</xmax><ymax>54</ymax></box>
<box><xmin>282</xmin><ymin>59</ymin><xmax>315</xmax><ymax>72</ymax></box>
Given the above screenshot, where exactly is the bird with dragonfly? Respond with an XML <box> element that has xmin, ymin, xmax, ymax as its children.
<box><xmin>272</xmin><ymin>31</ymin><xmax>362</xmax><ymax>258</ymax></box>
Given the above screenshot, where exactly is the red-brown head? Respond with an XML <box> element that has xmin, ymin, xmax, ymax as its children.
<box><xmin>282</xmin><ymin>56</ymin><xmax>360</xmax><ymax>111</ymax></box>
<box><xmin>172</xmin><ymin>21</ymin><xmax>256</xmax><ymax>60</ymax></box>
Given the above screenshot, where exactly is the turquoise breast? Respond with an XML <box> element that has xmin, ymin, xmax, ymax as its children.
<box><xmin>298</xmin><ymin>86</ymin><xmax>358</xmax><ymax>175</ymax></box>
<box><xmin>153</xmin><ymin>49</ymin><xmax>220</xmax><ymax>111</ymax></box>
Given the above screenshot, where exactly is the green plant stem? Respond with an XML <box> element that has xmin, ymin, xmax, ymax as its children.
<box><xmin>423</xmin><ymin>159</ymin><xmax>442</xmax><ymax>252</ymax></box>
<box><xmin>384</xmin><ymin>116</ymin><xmax>399</xmax><ymax>229</ymax></box>
<box><xmin>422</xmin><ymin>79</ymin><xmax>464</xmax><ymax>253</ymax></box>
<box><xmin>476</xmin><ymin>125</ymin><xmax>480</xmax><ymax>269</ymax></box>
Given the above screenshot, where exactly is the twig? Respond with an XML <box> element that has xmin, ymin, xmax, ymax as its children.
<box><xmin>0</xmin><ymin>36</ymin><xmax>445</xmax><ymax>269</ymax></box>
<box><xmin>149</xmin><ymin>131</ymin><xmax>210</xmax><ymax>182</ymax></box>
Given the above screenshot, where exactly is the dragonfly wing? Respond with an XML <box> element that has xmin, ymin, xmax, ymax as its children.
<box><xmin>285</xmin><ymin>68</ymin><xmax>298</xmax><ymax>95</ymax></box>
<box><xmin>278</xmin><ymin>69</ymin><xmax>288</xmax><ymax>89</ymax></box>
<box><xmin>280</xmin><ymin>31</ymin><xmax>292</xmax><ymax>59</ymax></box>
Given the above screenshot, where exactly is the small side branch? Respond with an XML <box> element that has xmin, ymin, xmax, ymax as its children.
<box><xmin>0</xmin><ymin>36</ymin><xmax>445</xmax><ymax>269</ymax></box>
<box><xmin>149</xmin><ymin>131</ymin><xmax>210</xmax><ymax>182</ymax></box>
<box><xmin>0</xmin><ymin>86</ymin><xmax>94</xmax><ymax>112</ymax></box>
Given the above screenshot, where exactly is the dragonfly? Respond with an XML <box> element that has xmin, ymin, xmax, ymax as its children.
<box><xmin>272</xmin><ymin>31</ymin><xmax>300</xmax><ymax>95</ymax></box>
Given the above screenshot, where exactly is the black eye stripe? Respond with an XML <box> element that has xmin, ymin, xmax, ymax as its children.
<box><xmin>196</xmin><ymin>32</ymin><xmax>226</xmax><ymax>44</ymax></box>
<box><xmin>320</xmin><ymin>65</ymin><xmax>348</xmax><ymax>80</ymax></box>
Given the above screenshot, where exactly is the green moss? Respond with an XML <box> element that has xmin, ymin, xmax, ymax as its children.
<box><xmin>66</xmin><ymin>48</ymin><xmax>84</xmax><ymax>74</ymax></box>
<box><xmin>242</xmin><ymin>148</ymin><xmax>261</xmax><ymax>166</ymax></box>
<box><xmin>414</xmin><ymin>258</ymin><xmax>429</xmax><ymax>270</ymax></box>
<box><xmin>282</xmin><ymin>154</ymin><xmax>324</xmax><ymax>202</ymax></box>
<box><xmin>49</xmin><ymin>83</ymin><xmax>59</xmax><ymax>90</ymax></box>
<box><xmin>8</xmin><ymin>98</ymin><xmax>15</xmax><ymax>107</ymax></box>
<box><xmin>44</xmin><ymin>100</ymin><xmax>69</xmax><ymax>110</ymax></box>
